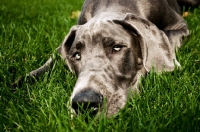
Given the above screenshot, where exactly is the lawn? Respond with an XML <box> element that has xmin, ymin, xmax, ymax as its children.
<box><xmin>0</xmin><ymin>0</ymin><xmax>200</xmax><ymax>131</ymax></box>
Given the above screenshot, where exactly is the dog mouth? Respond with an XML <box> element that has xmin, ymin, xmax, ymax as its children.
<box><xmin>72</xmin><ymin>102</ymin><xmax>102</xmax><ymax>116</ymax></box>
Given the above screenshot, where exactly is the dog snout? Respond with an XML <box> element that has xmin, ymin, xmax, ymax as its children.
<box><xmin>72</xmin><ymin>89</ymin><xmax>103</xmax><ymax>115</ymax></box>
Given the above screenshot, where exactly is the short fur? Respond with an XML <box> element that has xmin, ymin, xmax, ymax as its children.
<box><xmin>12</xmin><ymin>0</ymin><xmax>200</xmax><ymax>117</ymax></box>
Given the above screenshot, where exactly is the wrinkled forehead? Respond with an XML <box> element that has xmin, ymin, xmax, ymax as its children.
<box><xmin>75</xmin><ymin>20</ymin><xmax>131</xmax><ymax>43</ymax></box>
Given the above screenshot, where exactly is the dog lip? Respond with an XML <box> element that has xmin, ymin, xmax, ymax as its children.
<box><xmin>92</xmin><ymin>107</ymin><xmax>98</xmax><ymax>111</ymax></box>
<box><xmin>72</xmin><ymin>102</ymin><xmax>101</xmax><ymax>116</ymax></box>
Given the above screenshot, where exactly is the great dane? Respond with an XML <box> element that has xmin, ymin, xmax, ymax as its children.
<box><xmin>12</xmin><ymin>0</ymin><xmax>200</xmax><ymax>117</ymax></box>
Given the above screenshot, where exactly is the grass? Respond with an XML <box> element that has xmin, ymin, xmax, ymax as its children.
<box><xmin>0</xmin><ymin>0</ymin><xmax>200</xmax><ymax>131</ymax></box>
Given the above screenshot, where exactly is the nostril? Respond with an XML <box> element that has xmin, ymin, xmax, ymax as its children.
<box><xmin>72</xmin><ymin>89</ymin><xmax>103</xmax><ymax>115</ymax></box>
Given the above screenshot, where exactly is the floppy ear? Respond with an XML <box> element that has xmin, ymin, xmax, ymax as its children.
<box><xmin>60</xmin><ymin>25</ymin><xmax>80</xmax><ymax>73</ymax></box>
<box><xmin>114</xmin><ymin>13</ymin><xmax>180</xmax><ymax>72</ymax></box>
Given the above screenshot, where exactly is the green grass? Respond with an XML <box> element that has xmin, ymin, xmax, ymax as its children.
<box><xmin>0</xmin><ymin>0</ymin><xmax>200</xmax><ymax>131</ymax></box>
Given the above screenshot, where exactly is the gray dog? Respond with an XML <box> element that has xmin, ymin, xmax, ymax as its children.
<box><xmin>13</xmin><ymin>0</ymin><xmax>200</xmax><ymax>117</ymax></box>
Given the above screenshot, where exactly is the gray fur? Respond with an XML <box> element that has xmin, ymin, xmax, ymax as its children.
<box><xmin>12</xmin><ymin>0</ymin><xmax>199</xmax><ymax>117</ymax></box>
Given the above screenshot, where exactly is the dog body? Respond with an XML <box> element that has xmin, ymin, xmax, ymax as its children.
<box><xmin>13</xmin><ymin>0</ymin><xmax>199</xmax><ymax>117</ymax></box>
<box><xmin>61</xmin><ymin>0</ymin><xmax>189</xmax><ymax>117</ymax></box>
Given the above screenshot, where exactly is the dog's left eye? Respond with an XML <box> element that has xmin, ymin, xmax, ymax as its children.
<box><xmin>74</xmin><ymin>52</ymin><xmax>81</xmax><ymax>60</ymax></box>
<box><xmin>112</xmin><ymin>45</ymin><xmax>123</xmax><ymax>52</ymax></box>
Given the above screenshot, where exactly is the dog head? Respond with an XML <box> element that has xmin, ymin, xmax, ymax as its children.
<box><xmin>59</xmin><ymin>13</ymin><xmax>180</xmax><ymax>117</ymax></box>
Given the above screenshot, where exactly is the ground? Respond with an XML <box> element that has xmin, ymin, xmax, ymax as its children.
<box><xmin>0</xmin><ymin>0</ymin><xmax>200</xmax><ymax>131</ymax></box>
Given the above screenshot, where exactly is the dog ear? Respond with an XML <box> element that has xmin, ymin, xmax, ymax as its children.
<box><xmin>114</xmin><ymin>13</ymin><xmax>180</xmax><ymax>72</ymax></box>
<box><xmin>60</xmin><ymin>25</ymin><xmax>80</xmax><ymax>73</ymax></box>
<box><xmin>60</xmin><ymin>25</ymin><xmax>80</xmax><ymax>55</ymax></box>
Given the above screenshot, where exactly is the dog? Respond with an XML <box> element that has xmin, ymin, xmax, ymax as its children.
<box><xmin>12</xmin><ymin>0</ymin><xmax>200</xmax><ymax>117</ymax></box>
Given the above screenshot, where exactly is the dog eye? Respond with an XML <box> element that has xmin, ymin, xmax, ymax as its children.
<box><xmin>113</xmin><ymin>45</ymin><xmax>123</xmax><ymax>52</ymax></box>
<box><xmin>74</xmin><ymin>52</ymin><xmax>81</xmax><ymax>60</ymax></box>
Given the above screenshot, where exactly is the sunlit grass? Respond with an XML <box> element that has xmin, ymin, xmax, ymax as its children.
<box><xmin>0</xmin><ymin>0</ymin><xmax>200</xmax><ymax>131</ymax></box>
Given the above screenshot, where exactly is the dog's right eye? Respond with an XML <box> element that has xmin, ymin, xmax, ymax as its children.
<box><xmin>73</xmin><ymin>52</ymin><xmax>81</xmax><ymax>60</ymax></box>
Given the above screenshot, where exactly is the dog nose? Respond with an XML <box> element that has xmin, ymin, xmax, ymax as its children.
<box><xmin>72</xmin><ymin>89</ymin><xmax>103</xmax><ymax>115</ymax></box>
